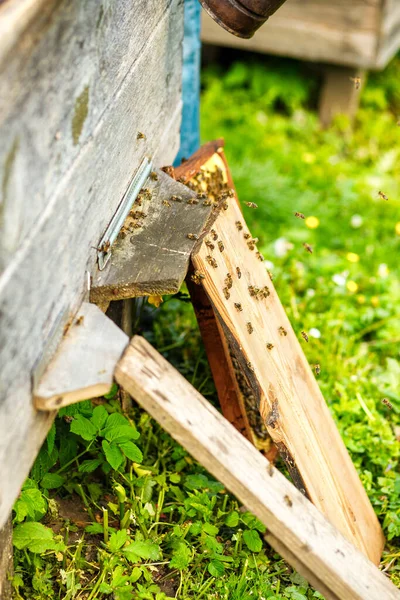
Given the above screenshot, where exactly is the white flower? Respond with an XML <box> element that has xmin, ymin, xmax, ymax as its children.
<box><xmin>309</xmin><ymin>328</ymin><xmax>321</xmax><ymax>339</ymax></box>
<box><xmin>332</xmin><ymin>273</ymin><xmax>346</xmax><ymax>286</ymax></box>
<box><xmin>274</xmin><ymin>237</ymin><xmax>293</xmax><ymax>258</ymax></box>
<box><xmin>378</xmin><ymin>263</ymin><xmax>389</xmax><ymax>278</ymax></box>
<box><xmin>264</xmin><ymin>259</ymin><xmax>274</xmax><ymax>270</ymax></box>
<box><xmin>350</xmin><ymin>214</ymin><xmax>363</xmax><ymax>228</ymax></box>
<box><xmin>306</xmin><ymin>288</ymin><xmax>316</xmax><ymax>297</ymax></box>
<box><xmin>350</xmin><ymin>375</ymin><xmax>358</xmax><ymax>382</ymax></box>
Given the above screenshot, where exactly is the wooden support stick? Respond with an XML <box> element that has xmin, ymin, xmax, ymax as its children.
<box><xmin>115</xmin><ymin>336</ymin><xmax>399</xmax><ymax>600</ymax></box>
<box><xmin>34</xmin><ymin>303</ymin><xmax>129</xmax><ymax>410</ymax></box>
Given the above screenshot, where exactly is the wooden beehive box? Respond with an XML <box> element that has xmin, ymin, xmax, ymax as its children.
<box><xmin>0</xmin><ymin>0</ymin><xmax>184</xmax><ymax>525</ymax></box>
<box><xmin>202</xmin><ymin>0</ymin><xmax>400</xmax><ymax>70</ymax></box>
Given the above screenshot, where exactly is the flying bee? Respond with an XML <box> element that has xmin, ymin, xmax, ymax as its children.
<box><xmin>295</xmin><ymin>212</ymin><xmax>305</xmax><ymax>219</ymax></box>
<box><xmin>256</xmin><ymin>252</ymin><xmax>264</xmax><ymax>262</ymax></box>
<box><xmin>191</xmin><ymin>270</ymin><xmax>205</xmax><ymax>285</ymax></box>
<box><xmin>205</xmin><ymin>240</ymin><xmax>215</xmax><ymax>251</ymax></box>
<box><xmin>162</xmin><ymin>199</ymin><xmax>171</xmax><ymax>207</ymax></box>
<box><xmin>150</xmin><ymin>171</ymin><xmax>158</xmax><ymax>181</ymax></box>
<box><xmin>236</xmin><ymin>267</ymin><xmax>241</xmax><ymax>279</ymax></box>
<box><xmin>211</xmin><ymin>229</ymin><xmax>218</xmax><ymax>241</ymax></box>
<box><xmin>206</xmin><ymin>255</ymin><xmax>218</xmax><ymax>268</ymax></box>
<box><xmin>187</xmin><ymin>233</ymin><xmax>199</xmax><ymax>240</ymax></box>
<box><xmin>137</xmin><ymin>131</ymin><xmax>146</xmax><ymax>140</ymax></box>
<box><xmin>278</xmin><ymin>326</ymin><xmax>287</xmax><ymax>336</ymax></box>
<box><xmin>303</xmin><ymin>243</ymin><xmax>313</xmax><ymax>254</ymax></box>
<box><xmin>247</xmin><ymin>362</ymin><xmax>254</xmax><ymax>372</ymax></box>
<box><xmin>235</xmin><ymin>221</ymin><xmax>243</xmax><ymax>231</ymax></box>
<box><xmin>266</xmin><ymin>343</ymin><xmax>274</xmax><ymax>351</ymax></box>
<box><xmin>234</xmin><ymin>302</ymin><xmax>243</xmax><ymax>312</ymax></box>
<box><xmin>223</xmin><ymin>287</ymin><xmax>230</xmax><ymax>300</ymax></box>
<box><xmin>378</xmin><ymin>190</ymin><xmax>388</xmax><ymax>201</ymax></box>
<box><xmin>75</xmin><ymin>315</ymin><xmax>84</xmax><ymax>326</ymax></box>
<box><xmin>350</xmin><ymin>76</ymin><xmax>361</xmax><ymax>90</ymax></box>
<box><xmin>382</xmin><ymin>398</ymin><xmax>393</xmax><ymax>409</ymax></box>
<box><xmin>187</xmin><ymin>197</ymin><xmax>199</xmax><ymax>205</ymax></box>
<box><xmin>246</xmin><ymin>322</ymin><xmax>254</xmax><ymax>334</ymax></box>
<box><xmin>284</xmin><ymin>495</ymin><xmax>293</xmax><ymax>507</ymax></box>
<box><xmin>243</xmin><ymin>233</ymin><xmax>251</xmax><ymax>240</ymax></box>
<box><xmin>245</xmin><ymin>202</ymin><xmax>258</xmax><ymax>209</ymax></box>
<box><xmin>314</xmin><ymin>363</ymin><xmax>321</xmax><ymax>375</ymax></box>
<box><xmin>171</xmin><ymin>195</ymin><xmax>183</xmax><ymax>202</ymax></box>
<box><xmin>301</xmin><ymin>331</ymin><xmax>309</xmax><ymax>342</ymax></box>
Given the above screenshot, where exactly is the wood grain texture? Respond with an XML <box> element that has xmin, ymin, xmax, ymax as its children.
<box><xmin>34</xmin><ymin>303</ymin><xmax>129</xmax><ymax>410</ymax></box>
<box><xmin>0</xmin><ymin>0</ymin><xmax>183</xmax><ymax>527</ymax></box>
<box><xmin>191</xmin><ymin>193</ymin><xmax>384</xmax><ymax>564</ymax></box>
<box><xmin>201</xmin><ymin>0</ymin><xmax>394</xmax><ymax>69</ymax></box>
<box><xmin>90</xmin><ymin>170</ymin><xmax>213</xmax><ymax>303</ymax></box>
<box><xmin>115</xmin><ymin>336</ymin><xmax>399</xmax><ymax>600</ymax></box>
<box><xmin>0</xmin><ymin>517</ymin><xmax>13</xmax><ymax>600</ymax></box>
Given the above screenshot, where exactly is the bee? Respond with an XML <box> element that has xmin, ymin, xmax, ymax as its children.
<box><xmin>243</xmin><ymin>233</ymin><xmax>251</xmax><ymax>241</ymax></box>
<box><xmin>267</xmin><ymin>270</ymin><xmax>274</xmax><ymax>281</ymax></box>
<box><xmin>303</xmin><ymin>243</ymin><xmax>313</xmax><ymax>254</ymax></box>
<box><xmin>205</xmin><ymin>240</ymin><xmax>215</xmax><ymax>251</ymax></box>
<box><xmin>260</xmin><ymin>286</ymin><xmax>270</xmax><ymax>298</ymax></box>
<box><xmin>206</xmin><ymin>255</ymin><xmax>218</xmax><ymax>268</ymax></box>
<box><xmin>162</xmin><ymin>199</ymin><xmax>171</xmax><ymax>207</ymax></box>
<box><xmin>236</xmin><ymin>267</ymin><xmax>241</xmax><ymax>279</ymax></box>
<box><xmin>235</xmin><ymin>221</ymin><xmax>243</xmax><ymax>231</ymax></box>
<box><xmin>378</xmin><ymin>190</ymin><xmax>388</xmax><ymax>201</ymax></box>
<box><xmin>220</xmin><ymin>200</ymin><xmax>229</xmax><ymax>211</ymax></box>
<box><xmin>382</xmin><ymin>398</ymin><xmax>393</xmax><ymax>409</ymax></box>
<box><xmin>234</xmin><ymin>302</ymin><xmax>243</xmax><ymax>312</ymax></box>
<box><xmin>266</xmin><ymin>343</ymin><xmax>274</xmax><ymax>351</ymax></box>
<box><xmin>129</xmin><ymin>210</ymin><xmax>146</xmax><ymax>219</ymax></box>
<box><xmin>187</xmin><ymin>233</ymin><xmax>199</xmax><ymax>240</ymax></box>
<box><xmin>95</xmin><ymin>240</ymin><xmax>110</xmax><ymax>253</ymax></box>
<box><xmin>218</xmin><ymin>241</ymin><xmax>224</xmax><ymax>252</ymax></box>
<box><xmin>248</xmin><ymin>285</ymin><xmax>260</xmax><ymax>297</ymax></box>
<box><xmin>131</xmin><ymin>222</ymin><xmax>142</xmax><ymax>229</ymax></box>
<box><xmin>295</xmin><ymin>212</ymin><xmax>305</xmax><ymax>219</ymax></box>
<box><xmin>284</xmin><ymin>495</ymin><xmax>293</xmax><ymax>507</ymax></box>
<box><xmin>177</xmin><ymin>176</ymin><xmax>186</xmax><ymax>184</ymax></box>
<box><xmin>245</xmin><ymin>202</ymin><xmax>258</xmax><ymax>209</ymax></box>
<box><xmin>75</xmin><ymin>315</ymin><xmax>84</xmax><ymax>326</ymax></box>
<box><xmin>197</xmin><ymin>192</ymin><xmax>207</xmax><ymax>200</ymax></box>
<box><xmin>135</xmin><ymin>196</ymin><xmax>143</xmax><ymax>206</ymax></box>
<box><xmin>256</xmin><ymin>252</ymin><xmax>264</xmax><ymax>262</ymax></box>
<box><xmin>267</xmin><ymin>463</ymin><xmax>274</xmax><ymax>477</ymax></box>
<box><xmin>211</xmin><ymin>229</ymin><xmax>218</xmax><ymax>241</ymax></box>
<box><xmin>223</xmin><ymin>287</ymin><xmax>230</xmax><ymax>300</ymax></box>
<box><xmin>119</xmin><ymin>229</ymin><xmax>127</xmax><ymax>239</ymax></box>
<box><xmin>203</xmin><ymin>199</ymin><xmax>213</xmax><ymax>206</ymax></box>
<box><xmin>278</xmin><ymin>326</ymin><xmax>287</xmax><ymax>336</ymax></box>
<box><xmin>247</xmin><ymin>241</ymin><xmax>255</xmax><ymax>251</ymax></box>
<box><xmin>187</xmin><ymin>198</ymin><xmax>199</xmax><ymax>205</ymax></box>
<box><xmin>350</xmin><ymin>76</ymin><xmax>361</xmax><ymax>90</ymax></box>
<box><xmin>247</xmin><ymin>362</ymin><xmax>254</xmax><ymax>372</ymax></box>
<box><xmin>225</xmin><ymin>273</ymin><xmax>233</xmax><ymax>289</ymax></box>
<box><xmin>246</xmin><ymin>322</ymin><xmax>254</xmax><ymax>334</ymax></box>
<box><xmin>301</xmin><ymin>331</ymin><xmax>309</xmax><ymax>342</ymax></box>
<box><xmin>171</xmin><ymin>195</ymin><xmax>183</xmax><ymax>203</ymax></box>
<box><xmin>137</xmin><ymin>131</ymin><xmax>146</xmax><ymax>140</ymax></box>
<box><xmin>314</xmin><ymin>363</ymin><xmax>321</xmax><ymax>375</ymax></box>
<box><xmin>190</xmin><ymin>270</ymin><xmax>205</xmax><ymax>285</ymax></box>
<box><xmin>150</xmin><ymin>171</ymin><xmax>158</xmax><ymax>181</ymax></box>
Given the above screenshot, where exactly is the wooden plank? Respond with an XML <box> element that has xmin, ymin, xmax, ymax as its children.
<box><xmin>0</xmin><ymin>517</ymin><xmax>13</xmax><ymax>600</ymax></box>
<box><xmin>90</xmin><ymin>170</ymin><xmax>214</xmax><ymax>303</ymax></box>
<box><xmin>34</xmin><ymin>303</ymin><xmax>129</xmax><ymax>410</ymax></box>
<box><xmin>201</xmin><ymin>7</ymin><xmax>379</xmax><ymax>69</ymax></box>
<box><xmin>115</xmin><ymin>336</ymin><xmax>400</xmax><ymax>600</ymax></box>
<box><xmin>376</xmin><ymin>0</ymin><xmax>400</xmax><ymax>68</ymax></box>
<box><xmin>0</xmin><ymin>0</ymin><xmax>183</xmax><ymax>527</ymax></box>
<box><xmin>319</xmin><ymin>67</ymin><xmax>364</xmax><ymax>127</ymax></box>
<box><xmin>191</xmin><ymin>185</ymin><xmax>384</xmax><ymax>564</ymax></box>
<box><xmin>0</xmin><ymin>0</ymin><xmax>178</xmax><ymax>268</ymax></box>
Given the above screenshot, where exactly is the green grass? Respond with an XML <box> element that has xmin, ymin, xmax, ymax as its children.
<box><xmin>12</xmin><ymin>54</ymin><xmax>400</xmax><ymax>598</ymax></box>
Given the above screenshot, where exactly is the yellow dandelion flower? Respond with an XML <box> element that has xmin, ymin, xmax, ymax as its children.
<box><xmin>305</xmin><ymin>216</ymin><xmax>320</xmax><ymax>229</ymax></box>
<box><xmin>395</xmin><ymin>222</ymin><xmax>400</xmax><ymax>235</ymax></box>
<box><xmin>302</xmin><ymin>153</ymin><xmax>315</xmax><ymax>164</ymax></box>
<box><xmin>357</xmin><ymin>295</ymin><xmax>366</xmax><ymax>304</ymax></box>
<box><xmin>346</xmin><ymin>280</ymin><xmax>358</xmax><ymax>293</ymax></box>
<box><xmin>371</xmin><ymin>296</ymin><xmax>379</xmax><ymax>307</ymax></box>
<box><xmin>346</xmin><ymin>252</ymin><xmax>359</xmax><ymax>263</ymax></box>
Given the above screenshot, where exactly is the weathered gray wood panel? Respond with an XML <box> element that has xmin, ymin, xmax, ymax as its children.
<box><xmin>201</xmin><ymin>0</ymin><xmax>397</xmax><ymax>70</ymax></box>
<box><xmin>0</xmin><ymin>0</ymin><xmax>184</xmax><ymax>526</ymax></box>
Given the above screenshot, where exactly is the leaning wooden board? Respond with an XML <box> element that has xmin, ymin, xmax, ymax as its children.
<box><xmin>189</xmin><ymin>154</ymin><xmax>384</xmax><ymax>564</ymax></box>
<box><xmin>0</xmin><ymin>0</ymin><xmax>184</xmax><ymax>526</ymax></box>
<box><xmin>115</xmin><ymin>336</ymin><xmax>400</xmax><ymax>600</ymax></box>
